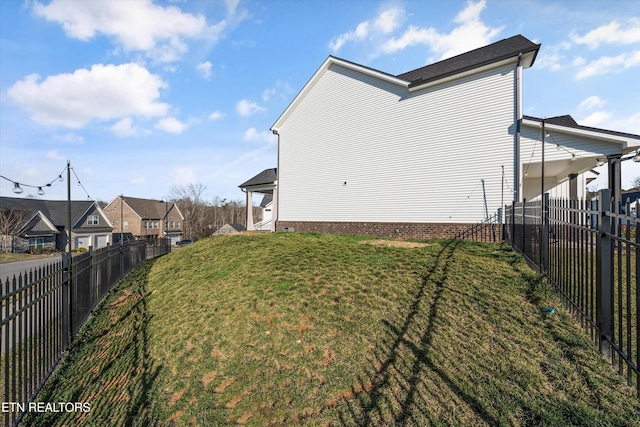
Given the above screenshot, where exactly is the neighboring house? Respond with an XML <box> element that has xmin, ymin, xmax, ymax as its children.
<box><xmin>103</xmin><ymin>196</ymin><xmax>184</xmax><ymax>245</ymax></box>
<box><xmin>212</xmin><ymin>223</ymin><xmax>246</xmax><ymax>236</ymax></box>
<box><xmin>0</xmin><ymin>196</ymin><xmax>113</xmax><ymax>253</ymax></box>
<box><xmin>261</xmin><ymin>34</ymin><xmax>640</xmax><ymax>239</ymax></box>
<box><xmin>239</xmin><ymin>168</ymin><xmax>277</xmax><ymax>232</ymax></box>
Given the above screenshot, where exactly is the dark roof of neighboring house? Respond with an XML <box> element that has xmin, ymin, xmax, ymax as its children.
<box><xmin>397</xmin><ymin>35</ymin><xmax>540</xmax><ymax>87</ymax></box>
<box><xmin>239</xmin><ymin>168</ymin><xmax>278</xmax><ymax>188</ymax></box>
<box><xmin>524</xmin><ymin>115</ymin><xmax>640</xmax><ymax>140</ymax></box>
<box><xmin>0</xmin><ymin>197</ymin><xmax>96</xmax><ymax>228</ymax></box>
<box><xmin>260</xmin><ymin>194</ymin><xmax>273</xmax><ymax>207</ymax></box>
<box><xmin>121</xmin><ymin>196</ymin><xmax>171</xmax><ymax>219</ymax></box>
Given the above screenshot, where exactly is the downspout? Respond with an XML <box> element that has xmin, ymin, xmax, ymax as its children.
<box><xmin>514</xmin><ymin>53</ymin><xmax>523</xmax><ymax>202</ymax></box>
<box><xmin>272</xmin><ymin>128</ymin><xmax>280</xmax><ymax>233</ymax></box>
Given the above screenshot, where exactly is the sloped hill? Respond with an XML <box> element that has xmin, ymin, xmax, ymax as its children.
<box><xmin>25</xmin><ymin>233</ymin><xmax>640</xmax><ymax>426</ymax></box>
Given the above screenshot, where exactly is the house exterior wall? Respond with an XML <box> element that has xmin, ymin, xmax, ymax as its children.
<box><xmin>277</xmin><ymin>62</ymin><xmax>517</xmax><ymax>227</ymax></box>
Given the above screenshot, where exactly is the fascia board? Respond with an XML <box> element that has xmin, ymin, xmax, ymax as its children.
<box><xmin>271</xmin><ymin>57</ymin><xmax>408</xmax><ymax>133</ymax></box>
<box><xmin>95</xmin><ymin>204</ymin><xmax>114</xmax><ymax>229</ymax></box>
<box><xmin>522</xmin><ymin>119</ymin><xmax>640</xmax><ymax>150</ymax></box>
<box><xmin>408</xmin><ymin>56</ymin><xmax>521</xmax><ymax>92</ymax></box>
<box><xmin>18</xmin><ymin>211</ymin><xmax>59</xmax><ymax>234</ymax></box>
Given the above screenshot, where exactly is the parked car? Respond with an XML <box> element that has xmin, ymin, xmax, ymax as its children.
<box><xmin>176</xmin><ymin>239</ymin><xmax>195</xmax><ymax>247</ymax></box>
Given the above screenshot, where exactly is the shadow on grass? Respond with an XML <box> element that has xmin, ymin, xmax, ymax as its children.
<box><xmin>329</xmin><ymin>239</ymin><xmax>640</xmax><ymax>426</ymax></box>
<box><xmin>335</xmin><ymin>239</ymin><xmax>494</xmax><ymax>425</ymax></box>
<box><xmin>22</xmin><ymin>260</ymin><xmax>162</xmax><ymax>427</ymax></box>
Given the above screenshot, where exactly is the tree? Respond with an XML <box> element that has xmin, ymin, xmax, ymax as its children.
<box><xmin>0</xmin><ymin>209</ymin><xmax>26</xmax><ymax>253</ymax></box>
<box><xmin>629</xmin><ymin>176</ymin><xmax>640</xmax><ymax>191</ymax></box>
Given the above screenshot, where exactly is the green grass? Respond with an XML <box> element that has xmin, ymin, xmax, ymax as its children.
<box><xmin>23</xmin><ymin>233</ymin><xmax>640</xmax><ymax>426</ymax></box>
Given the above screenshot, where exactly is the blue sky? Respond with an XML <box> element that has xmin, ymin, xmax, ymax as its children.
<box><xmin>1</xmin><ymin>0</ymin><xmax>639</xmax><ymax>203</ymax></box>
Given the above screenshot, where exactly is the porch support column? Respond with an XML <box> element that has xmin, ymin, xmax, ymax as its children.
<box><xmin>607</xmin><ymin>154</ymin><xmax>622</xmax><ymax>212</ymax></box>
<box><xmin>246</xmin><ymin>190</ymin><xmax>254</xmax><ymax>231</ymax></box>
<box><xmin>271</xmin><ymin>185</ymin><xmax>278</xmax><ymax>232</ymax></box>
<box><xmin>569</xmin><ymin>173</ymin><xmax>578</xmax><ymax>200</ymax></box>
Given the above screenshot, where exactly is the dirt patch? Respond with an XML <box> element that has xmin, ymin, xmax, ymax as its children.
<box><xmin>359</xmin><ymin>240</ymin><xmax>430</xmax><ymax>248</ymax></box>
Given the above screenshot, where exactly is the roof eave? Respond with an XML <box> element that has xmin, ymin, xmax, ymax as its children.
<box><xmin>408</xmin><ymin>48</ymin><xmax>538</xmax><ymax>92</ymax></box>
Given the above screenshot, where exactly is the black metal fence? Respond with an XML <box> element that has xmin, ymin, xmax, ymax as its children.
<box><xmin>505</xmin><ymin>190</ymin><xmax>639</xmax><ymax>397</ymax></box>
<box><xmin>1</xmin><ymin>239</ymin><xmax>170</xmax><ymax>426</ymax></box>
<box><xmin>454</xmin><ymin>210</ymin><xmax>503</xmax><ymax>243</ymax></box>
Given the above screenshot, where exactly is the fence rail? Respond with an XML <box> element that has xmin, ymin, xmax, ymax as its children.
<box><xmin>505</xmin><ymin>190</ymin><xmax>639</xmax><ymax>398</ymax></box>
<box><xmin>454</xmin><ymin>210</ymin><xmax>502</xmax><ymax>243</ymax></box>
<box><xmin>1</xmin><ymin>239</ymin><xmax>170</xmax><ymax>426</ymax></box>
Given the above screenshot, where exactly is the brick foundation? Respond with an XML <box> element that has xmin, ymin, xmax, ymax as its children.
<box><xmin>276</xmin><ymin>221</ymin><xmax>501</xmax><ymax>241</ymax></box>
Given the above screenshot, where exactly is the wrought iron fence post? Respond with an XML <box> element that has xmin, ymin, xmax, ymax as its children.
<box><xmin>541</xmin><ymin>193</ymin><xmax>550</xmax><ymax>274</ymax></box>
<box><xmin>596</xmin><ymin>189</ymin><xmax>613</xmax><ymax>359</ymax></box>
<box><xmin>520</xmin><ymin>199</ymin><xmax>527</xmax><ymax>254</ymax></box>
<box><xmin>61</xmin><ymin>252</ymin><xmax>70</xmax><ymax>350</ymax></box>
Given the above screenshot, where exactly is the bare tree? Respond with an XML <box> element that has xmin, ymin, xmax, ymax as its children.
<box><xmin>629</xmin><ymin>176</ymin><xmax>640</xmax><ymax>191</ymax></box>
<box><xmin>0</xmin><ymin>209</ymin><xmax>26</xmax><ymax>253</ymax></box>
<box><xmin>170</xmin><ymin>183</ymin><xmax>211</xmax><ymax>239</ymax></box>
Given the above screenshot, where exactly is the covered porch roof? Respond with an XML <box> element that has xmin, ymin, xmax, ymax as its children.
<box><xmin>238</xmin><ymin>167</ymin><xmax>277</xmax><ymax>194</ymax></box>
<box><xmin>520</xmin><ymin>115</ymin><xmax>640</xmax><ymax>200</ymax></box>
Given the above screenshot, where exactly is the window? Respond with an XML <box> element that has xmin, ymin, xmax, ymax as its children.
<box><xmin>123</xmin><ymin>221</ymin><xmax>129</xmax><ymax>230</ymax></box>
<box><xmin>88</xmin><ymin>215</ymin><xmax>99</xmax><ymax>225</ymax></box>
<box><xmin>154</xmin><ymin>221</ymin><xmax>159</xmax><ymax>229</ymax></box>
<box><xmin>176</xmin><ymin>221</ymin><xmax>180</xmax><ymax>228</ymax></box>
<box><xmin>29</xmin><ymin>237</ymin><xmax>45</xmax><ymax>250</ymax></box>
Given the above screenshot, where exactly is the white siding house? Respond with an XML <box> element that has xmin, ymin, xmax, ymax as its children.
<box><xmin>263</xmin><ymin>35</ymin><xmax>640</xmax><ymax>239</ymax></box>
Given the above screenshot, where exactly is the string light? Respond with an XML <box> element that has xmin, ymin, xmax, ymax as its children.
<box><xmin>1</xmin><ymin>163</ymin><xmax>77</xmax><ymax>198</ymax></box>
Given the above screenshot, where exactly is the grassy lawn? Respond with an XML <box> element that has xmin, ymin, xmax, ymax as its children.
<box><xmin>23</xmin><ymin>233</ymin><xmax>640</xmax><ymax>426</ymax></box>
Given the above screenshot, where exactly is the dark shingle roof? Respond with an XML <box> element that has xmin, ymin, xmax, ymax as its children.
<box><xmin>121</xmin><ymin>196</ymin><xmax>168</xmax><ymax>219</ymax></box>
<box><xmin>524</xmin><ymin>115</ymin><xmax>640</xmax><ymax>140</ymax></box>
<box><xmin>260</xmin><ymin>194</ymin><xmax>273</xmax><ymax>207</ymax></box>
<box><xmin>239</xmin><ymin>168</ymin><xmax>277</xmax><ymax>188</ymax></box>
<box><xmin>397</xmin><ymin>35</ymin><xmax>540</xmax><ymax>87</ymax></box>
<box><xmin>0</xmin><ymin>197</ymin><xmax>95</xmax><ymax>227</ymax></box>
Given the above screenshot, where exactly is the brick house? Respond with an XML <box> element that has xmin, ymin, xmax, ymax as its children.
<box><xmin>103</xmin><ymin>196</ymin><xmax>184</xmax><ymax>245</ymax></box>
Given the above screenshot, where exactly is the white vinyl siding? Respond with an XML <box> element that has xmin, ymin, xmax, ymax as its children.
<box><xmin>278</xmin><ymin>63</ymin><xmax>516</xmax><ymax>223</ymax></box>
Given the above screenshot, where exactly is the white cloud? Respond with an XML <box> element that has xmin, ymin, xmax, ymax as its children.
<box><xmin>579</xmin><ymin>96</ymin><xmax>606</xmax><ymax>110</ymax></box>
<box><xmin>579</xmin><ymin>111</ymin><xmax>612</xmax><ymax>127</ymax></box>
<box><xmin>54</xmin><ymin>132</ymin><xmax>84</xmax><ymax>144</ymax></box>
<box><xmin>236</xmin><ymin>99</ymin><xmax>266</xmax><ymax>117</ymax></box>
<box><xmin>374</xmin><ymin>7</ymin><xmax>404</xmax><ymax>34</ymax></box>
<box><xmin>31</xmin><ymin>0</ymin><xmax>226</xmax><ymax>62</ymax></box>
<box><xmin>329</xmin><ymin>6</ymin><xmax>404</xmax><ymax>53</ymax></box>
<box><xmin>243</xmin><ymin>127</ymin><xmax>277</xmax><ymax>145</ymax></box>
<box><xmin>155</xmin><ymin>117</ymin><xmax>188</xmax><ymax>134</ymax></box>
<box><xmin>571</xmin><ymin>18</ymin><xmax>640</xmax><ymax>49</ymax></box>
<box><xmin>197</xmin><ymin>61</ymin><xmax>212</xmax><ymax>78</ymax></box>
<box><xmin>262</xmin><ymin>81</ymin><xmax>294</xmax><ymax>102</ymax></box>
<box><xmin>46</xmin><ymin>150</ymin><xmax>65</xmax><ymax>160</ymax></box>
<box><xmin>381</xmin><ymin>0</ymin><xmax>503</xmax><ymax>60</ymax></box>
<box><xmin>262</xmin><ymin>87</ymin><xmax>276</xmax><ymax>102</ymax></box>
<box><xmin>208</xmin><ymin>111</ymin><xmax>224</xmax><ymax>121</ymax></box>
<box><xmin>579</xmin><ymin>111</ymin><xmax>640</xmax><ymax>135</ymax></box>
<box><xmin>171</xmin><ymin>166</ymin><xmax>197</xmax><ymax>186</ymax></box>
<box><xmin>7</xmin><ymin>63</ymin><xmax>169</xmax><ymax>128</ymax></box>
<box><xmin>576</xmin><ymin>50</ymin><xmax>640</xmax><ymax>79</ymax></box>
<box><xmin>111</xmin><ymin>117</ymin><xmax>146</xmax><ymax>137</ymax></box>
